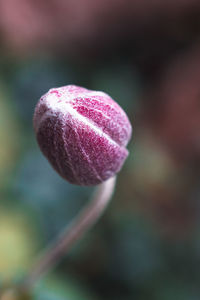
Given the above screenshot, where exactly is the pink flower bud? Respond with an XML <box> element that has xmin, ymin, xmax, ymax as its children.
<box><xmin>33</xmin><ymin>85</ymin><xmax>132</xmax><ymax>185</ymax></box>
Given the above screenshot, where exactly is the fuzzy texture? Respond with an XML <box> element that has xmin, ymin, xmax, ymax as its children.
<box><xmin>33</xmin><ymin>85</ymin><xmax>132</xmax><ymax>185</ymax></box>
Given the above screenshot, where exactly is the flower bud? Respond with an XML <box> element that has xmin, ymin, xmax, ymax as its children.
<box><xmin>33</xmin><ymin>85</ymin><xmax>132</xmax><ymax>185</ymax></box>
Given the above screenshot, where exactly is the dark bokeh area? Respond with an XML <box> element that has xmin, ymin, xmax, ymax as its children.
<box><xmin>0</xmin><ymin>0</ymin><xmax>200</xmax><ymax>299</ymax></box>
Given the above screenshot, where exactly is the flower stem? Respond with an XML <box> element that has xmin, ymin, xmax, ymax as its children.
<box><xmin>21</xmin><ymin>176</ymin><xmax>116</xmax><ymax>291</ymax></box>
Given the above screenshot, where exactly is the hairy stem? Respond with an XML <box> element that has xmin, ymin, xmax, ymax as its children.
<box><xmin>21</xmin><ymin>176</ymin><xmax>116</xmax><ymax>291</ymax></box>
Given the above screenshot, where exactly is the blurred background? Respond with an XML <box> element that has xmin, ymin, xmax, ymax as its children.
<box><xmin>0</xmin><ymin>0</ymin><xmax>200</xmax><ymax>299</ymax></box>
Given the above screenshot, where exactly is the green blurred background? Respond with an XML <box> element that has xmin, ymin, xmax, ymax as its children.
<box><xmin>0</xmin><ymin>0</ymin><xmax>200</xmax><ymax>299</ymax></box>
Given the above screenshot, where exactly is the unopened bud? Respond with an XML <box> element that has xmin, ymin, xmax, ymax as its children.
<box><xmin>33</xmin><ymin>85</ymin><xmax>132</xmax><ymax>185</ymax></box>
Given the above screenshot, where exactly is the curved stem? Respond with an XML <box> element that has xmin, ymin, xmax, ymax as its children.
<box><xmin>21</xmin><ymin>176</ymin><xmax>116</xmax><ymax>291</ymax></box>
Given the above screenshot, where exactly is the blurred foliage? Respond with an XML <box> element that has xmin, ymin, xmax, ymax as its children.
<box><xmin>0</xmin><ymin>276</ymin><xmax>96</xmax><ymax>300</ymax></box>
<box><xmin>33</xmin><ymin>276</ymin><xmax>97</xmax><ymax>300</ymax></box>
<box><xmin>0</xmin><ymin>0</ymin><xmax>200</xmax><ymax>299</ymax></box>
<box><xmin>0</xmin><ymin>83</ymin><xmax>21</xmax><ymax>188</ymax></box>
<box><xmin>14</xmin><ymin>148</ymin><xmax>93</xmax><ymax>239</ymax></box>
<box><xmin>0</xmin><ymin>204</ymin><xmax>38</xmax><ymax>283</ymax></box>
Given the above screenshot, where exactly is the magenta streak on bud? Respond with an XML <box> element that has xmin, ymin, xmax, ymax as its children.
<box><xmin>33</xmin><ymin>85</ymin><xmax>132</xmax><ymax>185</ymax></box>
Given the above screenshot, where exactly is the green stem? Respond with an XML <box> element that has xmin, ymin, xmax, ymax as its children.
<box><xmin>21</xmin><ymin>176</ymin><xmax>116</xmax><ymax>291</ymax></box>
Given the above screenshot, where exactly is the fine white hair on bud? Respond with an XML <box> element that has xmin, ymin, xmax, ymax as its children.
<box><xmin>33</xmin><ymin>85</ymin><xmax>132</xmax><ymax>185</ymax></box>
